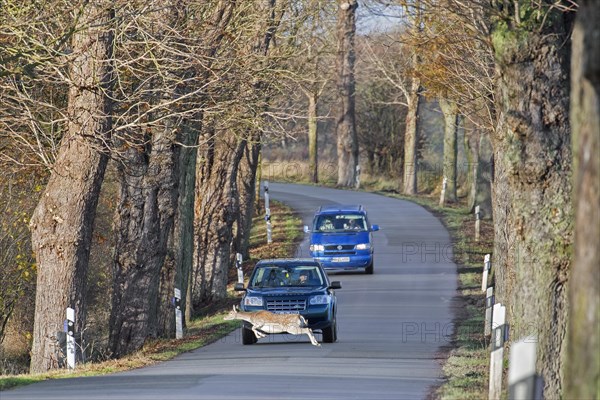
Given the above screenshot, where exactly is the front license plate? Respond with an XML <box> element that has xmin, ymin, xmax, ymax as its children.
<box><xmin>332</xmin><ymin>257</ymin><xmax>350</xmax><ymax>262</ymax></box>
<box><xmin>273</xmin><ymin>311</ymin><xmax>299</xmax><ymax>314</ymax></box>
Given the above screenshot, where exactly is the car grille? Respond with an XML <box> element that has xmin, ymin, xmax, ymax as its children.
<box><xmin>266</xmin><ymin>299</ymin><xmax>306</xmax><ymax>312</ymax></box>
<box><xmin>325</xmin><ymin>244</ymin><xmax>355</xmax><ymax>250</ymax></box>
<box><xmin>324</xmin><ymin>244</ymin><xmax>356</xmax><ymax>256</ymax></box>
<box><xmin>324</xmin><ymin>250</ymin><xmax>355</xmax><ymax>255</ymax></box>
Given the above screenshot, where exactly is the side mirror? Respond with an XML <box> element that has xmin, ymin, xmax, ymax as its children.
<box><xmin>234</xmin><ymin>283</ymin><xmax>246</xmax><ymax>291</ymax></box>
<box><xmin>371</xmin><ymin>224</ymin><xmax>380</xmax><ymax>232</ymax></box>
<box><xmin>329</xmin><ymin>281</ymin><xmax>342</xmax><ymax>290</ymax></box>
<box><xmin>303</xmin><ymin>225</ymin><xmax>310</xmax><ymax>233</ymax></box>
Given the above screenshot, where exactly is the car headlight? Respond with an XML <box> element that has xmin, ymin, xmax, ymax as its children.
<box><xmin>355</xmin><ymin>243</ymin><xmax>371</xmax><ymax>250</ymax></box>
<box><xmin>309</xmin><ymin>295</ymin><xmax>331</xmax><ymax>305</ymax></box>
<box><xmin>243</xmin><ymin>296</ymin><xmax>263</xmax><ymax>306</ymax></box>
<box><xmin>310</xmin><ymin>244</ymin><xmax>325</xmax><ymax>252</ymax></box>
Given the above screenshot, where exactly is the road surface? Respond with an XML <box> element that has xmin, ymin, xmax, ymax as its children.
<box><xmin>4</xmin><ymin>182</ymin><xmax>458</xmax><ymax>400</ymax></box>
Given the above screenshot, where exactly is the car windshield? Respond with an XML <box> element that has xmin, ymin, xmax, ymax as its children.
<box><xmin>314</xmin><ymin>214</ymin><xmax>367</xmax><ymax>232</ymax></box>
<box><xmin>250</xmin><ymin>264</ymin><xmax>325</xmax><ymax>288</ymax></box>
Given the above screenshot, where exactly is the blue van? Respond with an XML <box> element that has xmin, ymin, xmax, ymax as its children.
<box><xmin>305</xmin><ymin>205</ymin><xmax>379</xmax><ymax>274</ymax></box>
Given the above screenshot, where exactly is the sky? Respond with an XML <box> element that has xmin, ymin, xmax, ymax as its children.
<box><xmin>356</xmin><ymin>1</ymin><xmax>406</xmax><ymax>35</ymax></box>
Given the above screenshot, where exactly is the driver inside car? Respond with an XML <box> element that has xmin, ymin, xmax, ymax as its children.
<box><xmin>344</xmin><ymin>219</ymin><xmax>360</xmax><ymax>230</ymax></box>
<box><xmin>265</xmin><ymin>269</ymin><xmax>285</xmax><ymax>286</ymax></box>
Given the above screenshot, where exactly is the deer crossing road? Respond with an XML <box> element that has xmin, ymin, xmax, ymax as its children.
<box><xmin>4</xmin><ymin>183</ymin><xmax>458</xmax><ymax>400</ymax></box>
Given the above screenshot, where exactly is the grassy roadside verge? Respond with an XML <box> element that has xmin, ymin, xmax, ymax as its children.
<box><xmin>0</xmin><ymin>200</ymin><xmax>302</xmax><ymax>392</ymax></box>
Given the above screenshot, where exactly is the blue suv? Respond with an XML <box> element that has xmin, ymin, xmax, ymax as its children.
<box><xmin>305</xmin><ymin>205</ymin><xmax>379</xmax><ymax>274</ymax></box>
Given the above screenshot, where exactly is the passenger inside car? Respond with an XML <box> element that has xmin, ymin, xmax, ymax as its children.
<box><xmin>265</xmin><ymin>269</ymin><xmax>285</xmax><ymax>287</ymax></box>
<box><xmin>345</xmin><ymin>219</ymin><xmax>359</xmax><ymax>230</ymax></box>
<box><xmin>319</xmin><ymin>218</ymin><xmax>334</xmax><ymax>231</ymax></box>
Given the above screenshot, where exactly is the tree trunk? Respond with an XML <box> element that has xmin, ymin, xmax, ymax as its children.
<box><xmin>159</xmin><ymin>1</ymin><xmax>235</xmax><ymax>330</ymax></box>
<box><xmin>402</xmin><ymin>78</ymin><xmax>420</xmax><ymax>195</ymax></box>
<box><xmin>255</xmin><ymin>153</ymin><xmax>262</xmax><ymax>212</ymax></box>
<box><xmin>490</xmin><ymin>7</ymin><xmax>574</xmax><ymax>396</ymax></box>
<box><xmin>564</xmin><ymin>2</ymin><xmax>600</xmax><ymax>398</ymax></box>
<box><xmin>464</xmin><ymin>121</ymin><xmax>493</xmax><ymax>218</ymax></box>
<box><xmin>193</xmin><ymin>133</ymin><xmax>245</xmax><ymax>306</ymax></box>
<box><xmin>470</xmin><ymin>133</ymin><xmax>493</xmax><ymax>218</ymax></box>
<box><xmin>29</xmin><ymin>5</ymin><xmax>114</xmax><ymax>373</ymax></box>
<box><xmin>438</xmin><ymin>97</ymin><xmax>459</xmax><ymax>202</ymax></box>
<box><xmin>108</xmin><ymin>123</ymin><xmax>179</xmax><ymax>357</ymax></box>
<box><xmin>157</xmin><ymin>230</ymin><xmax>177</xmax><ymax>338</ymax></box>
<box><xmin>464</xmin><ymin>125</ymin><xmax>479</xmax><ymax>211</ymax></box>
<box><xmin>191</xmin><ymin>0</ymin><xmax>279</xmax><ymax>308</ymax></box>
<box><xmin>235</xmin><ymin>133</ymin><xmax>261</xmax><ymax>260</ymax></box>
<box><xmin>192</xmin><ymin>127</ymin><xmax>215</xmax><ymax>307</ymax></box>
<box><xmin>308</xmin><ymin>92</ymin><xmax>318</xmax><ymax>183</ymax></box>
<box><xmin>157</xmin><ymin>119</ymin><xmax>201</xmax><ymax>337</ymax></box>
<box><xmin>335</xmin><ymin>0</ymin><xmax>358</xmax><ymax>187</ymax></box>
<box><xmin>402</xmin><ymin>2</ymin><xmax>423</xmax><ymax>196</ymax></box>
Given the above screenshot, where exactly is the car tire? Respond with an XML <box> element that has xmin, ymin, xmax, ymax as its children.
<box><xmin>365</xmin><ymin>261</ymin><xmax>374</xmax><ymax>275</ymax></box>
<box><xmin>242</xmin><ymin>326</ymin><xmax>257</xmax><ymax>345</ymax></box>
<box><xmin>322</xmin><ymin>318</ymin><xmax>337</xmax><ymax>343</ymax></box>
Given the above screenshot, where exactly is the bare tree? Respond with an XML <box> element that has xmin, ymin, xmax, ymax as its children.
<box><xmin>295</xmin><ymin>3</ymin><xmax>336</xmax><ymax>183</ymax></box>
<box><xmin>335</xmin><ymin>0</ymin><xmax>359</xmax><ymax>186</ymax></box>
<box><xmin>192</xmin><ymin>0</ymin><xmax>286</xmax><ymax>306</ymax></box>
<box><xmin>354</xmin><ymin>43</ymin><xmax>407</xmax><ymax>177</ymax></box>
<box><xmin>361</xmin><ymin>1</ymin><xmax>426</xmax><ymax>194</ymax></box>
<box><xmin>157</xmin><ymin>0</ymin><xmax>238</xmax><ymax>340</ymax></box>
<box><xmin>28</xmin><ymin>1</ymin><xmax>115</xmax><ymax>372</ymax></box>
<box><xmin>107</xmin><ymin>0</ymin><xmax>238</xmax><ymax>356</ymax></box>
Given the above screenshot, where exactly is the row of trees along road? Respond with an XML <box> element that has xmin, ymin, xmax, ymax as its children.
<box><xmin>0</xmin><ymin>0</ymin><xmax>341</xmax><ymax>372</ymax></box>
<box><xmin>366</xmin><ymin>0</ymin><xmax>596</xmax><ymax>397</ymax></box>
<box><xmin>0</xmin><ymin>0</ymin><xmax>597</xmax><ymax>397</ymax></box>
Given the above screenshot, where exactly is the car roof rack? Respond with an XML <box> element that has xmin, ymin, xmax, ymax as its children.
<box><xmin>317</xmin><ymin>204</ymin><xmax>363</xmax><ymax>213</ymax></box>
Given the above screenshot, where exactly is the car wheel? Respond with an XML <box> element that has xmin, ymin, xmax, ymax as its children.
<box><xmin>365</xmin><ymin>261</ymin><xmax>374</xmax><ymax>275</ymax></box>
<box><xmin>242</xmin><ymin>326</ymin><xmax>257</xmax><ymax>345</ymax></box>
<box><xmin>322</xmin><ymin>318</ymin><xmax>337</xmax><ymax>343</ymax></box>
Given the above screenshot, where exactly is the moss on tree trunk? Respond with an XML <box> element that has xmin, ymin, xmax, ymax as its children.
<box><xmin>490</xmin><ymin>5</ymin><xmax>574</xmax><ymax>396</ymax></box>
<box><xmin>564</xmin><ymin>1</ymin><xmax>600</xmax><ymax>397</ymax></box>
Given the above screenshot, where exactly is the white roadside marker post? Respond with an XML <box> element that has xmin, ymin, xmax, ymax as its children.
<box><xmin>439</xmin><ymin>176</ymin><xmax>447</xmax><ymax>206</ymax></box>
<box><xmin>174</xmin><ymin>288</ymin><xmax>183</xmax><ymax>339</ymax></box>
<box><xmin>66</xmin><ymin>307</ymin><xmax>76</xmax><ymax>369</ymax></box>
<box><xmin>475</xmin><ymin>205</ymin><xmax>481</xmax><ymax>242</ymax></box>
<box><xmin>236</xmin><ymin>252</ymin><xmax>244</xmax><ymax>284</ymax></box>
<box><xmin>355</xmin><ymin>165</ymin><xmax>361</xmax><ymax>189</ymax></box>
<box><xmin>508</xmin><ymin>339</ymin><xmax>543</xmax><ymax>400</ymax></box>
<box><xmin>489</xmin><ymin>303</ymin><xmax>508</xmax><ymax>400</ymax></box>
<box><xmin>484</xmin><ymin>286</ymin><xmax>495</xmax><ymax>337</ymax></box>
<box><xmin>482</xmin><ymin>254</ymin><xmax>491</xmax><ymax>292</ymax></box>
<box><xmin>264</xmin><ymin>181</ymin><xmax>272</xmax><ymax>244</ymax></box>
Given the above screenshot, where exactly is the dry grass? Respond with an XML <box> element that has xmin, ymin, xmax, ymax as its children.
<box><xmin>261</xmin><ymin>158</ymin><xmax>443</xmax><ymax>195</ymax></box>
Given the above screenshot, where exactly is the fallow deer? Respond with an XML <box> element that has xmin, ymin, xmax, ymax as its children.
<box><xmin>224</xmin><ymin>306</ymin><xmax>321</xmax><ymax>346</ymax></box>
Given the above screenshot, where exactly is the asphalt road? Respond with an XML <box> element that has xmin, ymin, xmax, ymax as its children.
<box><xmin>3</xmin><ymin>183</ymin><xmax>458</xmax><ymax>400</ymax></box>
